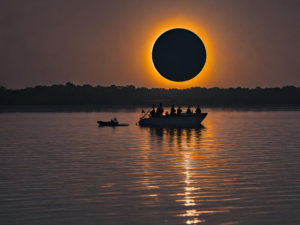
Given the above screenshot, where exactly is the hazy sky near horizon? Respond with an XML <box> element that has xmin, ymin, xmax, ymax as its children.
<box><xmin>1</xmin><ymin>0</ymin><xmax>300</xmax><ymax>89</ymax></box>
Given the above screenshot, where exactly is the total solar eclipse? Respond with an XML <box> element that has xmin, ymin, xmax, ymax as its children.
<box><xmin>152</xmin><ymin>28</ymin><xmax>206</xmax><ymax>82</ymax></box>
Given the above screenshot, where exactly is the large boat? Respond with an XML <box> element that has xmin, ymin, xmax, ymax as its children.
<box><xmin>138</xmin><ymin>113</ymin><xmax>207</xmax><ymax>128</ymax></box>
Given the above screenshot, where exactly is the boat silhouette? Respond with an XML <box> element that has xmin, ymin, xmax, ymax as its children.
<box><xmin>97</xmin><ymin>121</ymin><xmax>129</xmax><ymax>127</ymax></box>
<box><xmin>138</xmin><ymin>113</ymin><xmax>207</xmax><ymax>128</ymax></box>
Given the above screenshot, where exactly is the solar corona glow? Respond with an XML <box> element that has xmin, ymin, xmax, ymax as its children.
<box><xmin>152</xmin><ymin>28</ymin><xmax>207</xmax><ymax>82</ymax></box>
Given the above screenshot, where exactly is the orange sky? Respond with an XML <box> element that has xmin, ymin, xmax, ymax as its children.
<box><xmin>1</xmin><ymin>0</ymin><xmax>300</xmax><ymax>89</ymax></box>
<box><xmin>140</xmin><ymin>18</ymin><xmax>213</xmax><ymax>89</ymax></box>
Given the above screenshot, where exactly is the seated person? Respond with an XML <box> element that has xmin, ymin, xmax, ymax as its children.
<box><xmin>195</xmin><ymin>105</ymin><xmax>201</xmax><ymax>114</ymax></box>
<box><xmin>150</xmin><ymin>105</ymin><xmax>156</xmax><ymax>117</ymax></box>
<box><xmin>170</xmin><ymin>105</ymin><xmax>176</xmax><ymax>116</ymax></box>
<box><xmin>177</xmin><ymin>106</ymin><xmax>182</xmax><ymax>115</ymax></box>
<box><xmin>156</xmin><ymin>103</ymin><xmax>164</xmax><ymax>116</ymax></box>
<box><xmin>186</xmin><ymin>106</ymin><xmax>192</xmax><ymax>114</ymax></box>
<box><xmin>165</xmin><ymin>111</ymin><xmax>169</xmax><ymax>117</ymax></box>
<box><xmin>113</xmin><ymin>118</ymin><xmax>118</xmax><ymax>125</ymax></box>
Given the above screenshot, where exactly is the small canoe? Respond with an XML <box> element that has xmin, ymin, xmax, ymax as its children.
<box><xmin>97</xmin><ymin>121</ymin><xmax>129</xmax><ymax>126</ymax></box>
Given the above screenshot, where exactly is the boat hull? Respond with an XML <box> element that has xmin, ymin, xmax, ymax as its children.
<box><xmin>139</xmin><ymin>113</ymin><xmax>207</xmax><ymax>128</ymax></box>
<box><xmin>98</xmin><ymin>121</ymin><xmax>129</xmax><ymax>126</ymax></box>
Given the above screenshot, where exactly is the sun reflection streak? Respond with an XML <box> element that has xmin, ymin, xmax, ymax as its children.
<box><xmin>186</xmin><ymin>219</ymin><xmax>205</xmax><ymax>224</ymax></box>
<box><xmin>182</xmin><ymin>151</ymin><xmax>204</xmax><ymax>222</ymax></box>
<box><xmin>137</xmin><ymin>124</ymin><xmax>232</xmax><ymax>224</ymax></box>
<box><xmin>169</xmin><ymin>126</ymin><xmax>231</xmax><ymax>224</ymax></box>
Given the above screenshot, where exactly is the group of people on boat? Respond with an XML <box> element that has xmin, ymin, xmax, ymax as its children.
<box><xmin>150</xmin><ymin>103</ymin><xmax>201</xmax><ymax>117</ymax></box>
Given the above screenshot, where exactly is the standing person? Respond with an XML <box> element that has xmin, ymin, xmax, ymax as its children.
<box><xmin>195</xmin><ymin>105</ymin><xmax>201</xmax><ymax>113</ymax></box>
<box><xmin>186</xmin><ymin>106</ymin><xmax>191</xmax><ymax>114</ymax></box>
<box><xmin>156</xmin><ymin>103</ymin><xmax>164</xmax><ymax>116</ymax></box>
<box><xmin>170</xmin><ymin>105</ymin><xmax>176</xmax><ymax>116</ymax></box>
<box><xmin>177</xmin><ymin>106</ymin><xmax>182</xmax><ymax>115</ymax></box>
<box><xmin>150</xmin><ymin>105</ymin><xmax>156</xmax><ymax>117</ymax></box>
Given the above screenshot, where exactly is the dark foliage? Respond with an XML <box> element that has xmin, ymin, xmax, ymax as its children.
<box><xmin>0</xmin><ymin>83</ymin><xmax>300</xmax><ymax>106</ymax></box>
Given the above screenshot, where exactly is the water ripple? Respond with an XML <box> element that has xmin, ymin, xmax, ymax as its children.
<box><xmin>0</xmin><ymin>110</ymin><xmax>300</xmax><ymax>224</ymax></box>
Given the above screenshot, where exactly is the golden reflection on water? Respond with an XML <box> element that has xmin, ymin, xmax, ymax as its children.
<box><xmin>142</xmin><ymin>124</ymin><xmax>229</xmax><ymax>224</ymax></box>
<box><xmin>148</xmin><ymin>127</ymin><xmax>209</xmax><ymax>224</ymax></box>
<box><xmin>182</xmin><ymin>139</ymin><xmax>203</xmax><ymax>224</ymax></box>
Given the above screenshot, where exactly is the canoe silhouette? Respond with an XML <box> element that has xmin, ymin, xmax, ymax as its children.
<box><xmin>97</xmin><ymin>121</ymin><xmax>129</xmax><ymax>126</ymax></box>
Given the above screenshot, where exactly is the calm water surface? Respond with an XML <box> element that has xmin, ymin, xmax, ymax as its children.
<box><xmin>1</xmin><ymin>109</ymin><xmax>300</xmax><ymax>225</ymax></box>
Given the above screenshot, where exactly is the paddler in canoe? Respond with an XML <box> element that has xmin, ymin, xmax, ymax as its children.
<box><xmin>98</xmin><ymin>118</ymin><xmax>128</xmax><ymax>126</ymax></box>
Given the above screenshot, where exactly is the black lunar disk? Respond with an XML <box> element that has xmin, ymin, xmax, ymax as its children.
<box><xmin>152</xmin><ymin>28</ymin><xmax>206</xmax><ymax>82</ymax></box>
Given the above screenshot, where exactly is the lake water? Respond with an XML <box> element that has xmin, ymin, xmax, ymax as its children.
<box><xmin>1</xmin><ymin>109</ymin><xmax>300</xmax><ymax>225</ymax></box>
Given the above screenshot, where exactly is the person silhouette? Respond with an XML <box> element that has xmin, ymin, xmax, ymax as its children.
<box><xmin>156</xmin><ymin>103</ymin><xmax>164</xmax><ymax>116</ymax></box>
<box><xmin>186</xmin><ymin>106</ymin><xmax>191</xmax><ymax>114</ymax></box>
<box><xmin>150</xmin><ymin>105</ymin><xmax>156</xmax><ymax>117</ymax></box>
<box><xmin>177</xmin><ymin>106</ymin><xmax>182</xmax><ymax>115</ymax></box>
<box><xmin>114</xmin><ymin>118</ymin><xmax>118</xmax><ymax>125</ymax></box>
<box><xmin>195</xmin><ymin>105</ymin><xmax>201</xmax><ymax>114</ymax></box>
<box><xmin>170</xmin><ymin>105</ymin><xmax>176</xmax><ymax>116</ymax></box>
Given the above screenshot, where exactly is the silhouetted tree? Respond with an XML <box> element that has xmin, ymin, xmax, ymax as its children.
<box><xmin>0</xmin><ymin>83</ymin><xmax>300</xmax><ymax>106</ymax></box>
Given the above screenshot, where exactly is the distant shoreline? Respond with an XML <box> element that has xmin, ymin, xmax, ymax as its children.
<box><xmin>1</xmin><ymin>83</ymin><xmax>300</xmax><ymax>108</ymax></box>
<box><xmin>1</xmin><ymin>104</ymin><xmax>300</xmax><ymax>113</ymax></box>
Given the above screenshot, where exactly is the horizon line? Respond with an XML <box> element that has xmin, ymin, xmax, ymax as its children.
<box><xmin>1</xmin><ymin>83</ymin><xmax>299</xmax><ymax>91</ymax></box>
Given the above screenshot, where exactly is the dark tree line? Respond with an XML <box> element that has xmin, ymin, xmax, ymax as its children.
<box><xmin>1</xmin><ymin>83</ymin><xmax>300</xmax><ymax>106</ymax></box>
